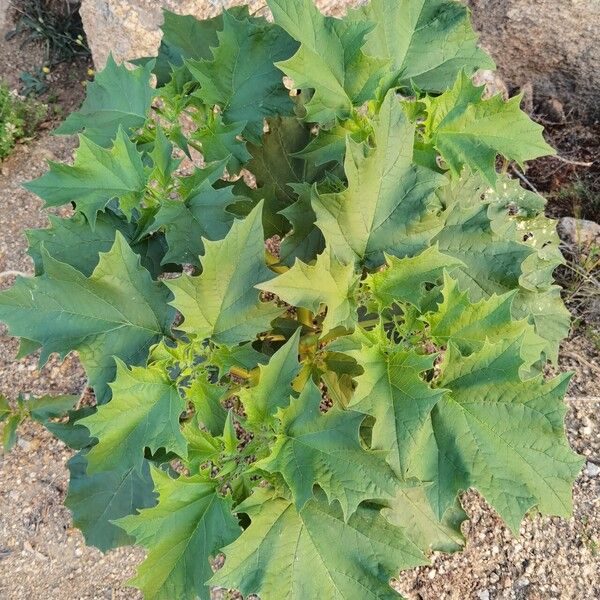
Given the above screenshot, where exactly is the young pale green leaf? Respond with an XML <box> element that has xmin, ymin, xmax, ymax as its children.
<box><xmin>366</xmin><ymin>245</ymin><xmax>464</xmax><ymax>310</ymax></box>
<box><xmin>257</xmin><ymin>381</ymin><xmax>397</xmax><ymax>519</ymax></box>
<box><xmin>66</xmin><ymin>453</ymin><xmax>157</xmax><ymax>552</ymax></box>
<box><xmin>267</xmin><ymin>0</ymin><xmax>388</xmax><ymax>124</ymax></box>
<box><xmin>165</xmin><ymin>202</ymin><xmax>282</xmax><ymax>345</ymax></box>
<box><xmin>187</xmin><ymin>10</ymin><xmax>297</xmax><ymax>143</ymax></box>
<box><xmin>239</xmin><ymin>329</ymin><xmax>301</xmax><ymax>426</ymax></box>
<box><xmin>258</xmin><ymin>248</ymin><xmax>359</xmax><ymax>334</ymax></box>
<box><xmin>210</xmin><ymin>489</ymin><xmax>427</xmax><ymax>600</ymax></box>
<box><xmin>182</xmin><ymin>419</ymin><xmax>222</xmax><ymax>473</ymax></box>
<box><xmin>0</xmin><ymin>232</ymin><xmax>172</xmax><ymax>403</ymax></box>
<box><xmin>56</xmin><ymin>55</ymin><xmax>155</xmax><ymax>146</ymax></box>
<box><xmin>208</xmin><ymin>342</ymin><xmax>269</xmax><ymax>378</ymax></box>
<box><xmin>186</xmin><ymin>378</ymin><xmax>227</xmax><ymax>437</ymax></box>
<box><xmin>25</xmin><ymin>128</ymin><xmax>146</xmax><ymax>226</ymax></box>
<box><xmin>313</xmin><ymin>90</ymin><xmax>446</xmax><ymax>268</ymax></box>
<box><xmin>347</xmin><ymin>339</ymin><xmax>444</xmax><ymax>478</ymax></box>
<box><xmin>425</xmin><ymin>72</ymin><xmax>555</xmax><ymax>184</ymax></box>
<box><xmin>80</xmin><ymin>360</ymin><xmax>187</xmax><ymax>474</ymax></box>
<box><xmin>426</xmin><ymin>273</ymin><xmax>547</xmax><ymax>371</ymax></box>
<box><xmin>148</xmin><ymin>126</ymin><xmax>181</xmax><ymax>187</ymax></box>
<box><xmin>353</xmin><ymin>0</ymin><xmax>494</xmax><ymax>95</ymax></box>
<box><xmin>118</xmin><ymin>469</ymin><xmax>241</xmax><ymax>600</ymax></box>
<box><xmin>2</xmin><ymin>414</ymin><xmax>22</xmax><ymax>451</ymax></box>
<box><xmin>409</xmin><ymin>337</ymin><xmax>584</xmax><ymax>532</ymax></box>
<box><xmin>222</xmin><ymin>410</ymin><xmax>238</xmax><ymax>454</ymax></box>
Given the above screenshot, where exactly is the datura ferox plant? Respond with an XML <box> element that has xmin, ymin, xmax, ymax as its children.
<box><xmin>0</xmin><ymin>1</ymin><xmax>583</xmax><ymax>598</ymax></box>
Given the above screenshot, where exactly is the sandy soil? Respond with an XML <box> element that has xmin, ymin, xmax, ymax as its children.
<box><xmin>0</xmin><ymin>6</ymin><xmax>598</xmax><ymax>600</ymax></box>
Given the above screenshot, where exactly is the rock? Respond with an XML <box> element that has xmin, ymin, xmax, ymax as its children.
<box><xmin>584</xmin><ymin>462</ymin><xmax>600</xmax><ymax>478</ymax></box>
<box><xmin>477</xmin><ymin>591</ymin><xmax>490</xmax><ymax>600</ymax></box>
<box><xmin>467</xmin><ymin>0</ymin><xmax>600</xmax><ymax>122</ymax></box>
<box><xmin>541</xmin><ymin>97</ymin><xmax>567</xmax><ymax>123</ymax></box>
<box><xmin>80</xmin><ymin>0</ymin><xmax>364</xmax><ymax>67</ymax></box>
<box><xmin>520</xmin><ymin>81</ymin><xmax>534</xmax><ymax>114</ymax></box>
<box><xmin>472</xmin><ymin>69</ymin><xmax>509</xmax><ymax>100</ymax></box>
<box><xmin>557</xmin><ymin>217</ymin><xmax>600</xmax><ymax>248</ymax></box>
<box><xmin>0</xmin><ymin>0</ymin><xmax>8</xmax><ymax>30</ymax></box>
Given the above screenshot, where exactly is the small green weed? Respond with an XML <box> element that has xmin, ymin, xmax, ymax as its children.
<box><xmin>0</xmin><ymin>80</ymin><xmax>47</xmax><ymax>159</ymax></box>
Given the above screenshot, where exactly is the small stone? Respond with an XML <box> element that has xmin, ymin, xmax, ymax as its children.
<box><xmin>585</xmin><ymin>462</ymin><xmax>600</xmax><ymax>478</ymax></box>
<box><xmin>428</xmin><ymin>569</ymin><xmax>437</xmax><ymax>580</ymax></box>
<box><xmin>517</xmin><ymin>577</ymin><xmax>531</xmax><ymax>588</ymax></box>
<box><xmin>558</xmin><ymin>217</ymin><xmax>600</xmax><ymax>249</ymax></box>
<box><xmin>543</xmin><ymin>97</ymin><xmax>566</xmax><ymax>123</ymax></box>
<box><xmin>477</xmin><ymin>591</ymin><xmax>490</xmax><ymax>600</ymax></box>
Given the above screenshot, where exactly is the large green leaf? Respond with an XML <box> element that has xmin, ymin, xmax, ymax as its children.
<box><xmin>146</xmin><ymin>167</ymin><xmax>237</xmax><ymax>267</ymax></box>
<box><xmin>187</xmin><ymin>10</ymin><xmax>297</xmax><ymax>143</ymax></box>
<box><xmin>353</xmin><ymin>0</ymin><xmax>494</xmax><ymax>94</ymax></box>
<box><xmin>426</xmin><ymin>273</ymin><xmax>546</xmax><ymax>371</ymax></box>
<box><xmin>210</xmin><ymin>489</ymin><xmax>427</xmax><ymax>600</ymax></box>
<box><xmin>245</xmin><ymin>117</ymin><xmax>320</xmax><ymax>237</ymax></box>
<box><xmin>425</xmin><ymin>72</ymin><xmax>555</xmax><ymax>184</ymax></box>
<box><xmin>192</xmin><ymin>116</ymin><xmax>251</xmax><ymax>175</ymax></box>
<box><xmin>409</xmin><ymin>336</ymin><xmax>584</xmax><ymax>532</ymax></box>
<box><xmin>80</xmin><ymin>360</ymin><xmax>187</xmax><ymax>474</ymax></box>
<box><xmin>145</xmin><ymin>9</ymin><xmax>250</xmax><ymax>86</ymax></box>
<box><xmin>66</xmin><ymin>452</ymin><xmax>156</xmax><ymax>552</ymax></box>
<box><xmin>56</xmin><ymin>55</ymin><xmax>155</xmax><ymax>147</ymax></box>
<box><xmin>258</xmin><ymin>248</ymin><xmax>359</xmax><ymax>334</ymax></box>
<box><xmin>257</xmin><ymin>381</ymin><xmax>397</xmax><ymax>519</ymax></box>
<box><xmin>382</xmin><ymin>484</ymin><xmax>466</xmax><ymax>554</ymax></box>
<box><xmin>347</xmin><ymin>331</ymin><xmax>444</xmax><ymax>478</ymax></box>
<box><xmin>313</xmin><ymin>91</ymin><xmax>445</xmax><ymax>268</ymax></box>
<box><xmin>26</xmin><ymin>211</ymin><xmax>165</xmax><ymax>278</ymax></box>
<box><xmin>278</xmin><ymin>183</ymin><xmax>325</xmax><ymax>266</ymax></box>
<box><xmin>0</xmin><ymin>232</ymin><xmax>172</xmax><ymax>403</ymax></box>
<box><xmin>118</xmin><ymin>469</ymin><xmax>240</xmax><ymax>600</ymax></box>
<box><xmin>366</xmin><ymin>245</ymin><xmax>463</xmax><ymax>310</ymax></box>
<box><xmin>434</xmin><ymin>172</ymin><xmax>569</xmax><ymax>361</ymax></box>
<box><xmin>166</xmin><ymin>203</ymin><xmax>282</xmax><ymax>345</ymax></box>
<box><xmin>239</xmin><ymin>328</ymin><xmax>301</xmax><ymax>426</ymax></box>
<box><xmin>25</xmin><ymin>128</ymin><xmax>146</xmax><ymax>226</ymax></box>
<box><xmin>434</xmin><ymin>176</ymin><xmax>535</xmax><ymax>300</ymax></box>
<box><xmin>267</xmin><ymin>0</ymin><xmax>387</xmax><ymax>124</ymax></box>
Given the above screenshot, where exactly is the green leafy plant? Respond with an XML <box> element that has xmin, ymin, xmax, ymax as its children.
<box><xmin>0</xmin><ymin>1</ymin><xmax>583</xmax><ymax>598</ymax></box>
<box><xmin>0</xmin><ymin>80</ymin><xmax>47</xmax><ymax>158</ymax></box>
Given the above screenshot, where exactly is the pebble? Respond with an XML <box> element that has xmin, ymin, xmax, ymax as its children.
<box><xmin>517</xmin><ymin>576</ymin><xmax>531</xmax><ymax>588</ymax></box>
<box><xmin>584</xmin><ymin>462</ymin><xmax>600</xmax><ymax>478</ymax></box>
<box><xmin>477</xmin><ymin>591</ymin><xmax>490</xmax><ymax>600</ymax></box>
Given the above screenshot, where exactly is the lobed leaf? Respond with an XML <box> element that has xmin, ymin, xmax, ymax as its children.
<box><xmin>0</xmin><ymin>232</ymin><xmax>172</xmax><ymax>403</ymax></box>
<box><xmin>210</xmin><ymin>488</ymin><xmax>427</xmax><ymax>600</ymax></box>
